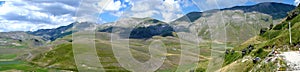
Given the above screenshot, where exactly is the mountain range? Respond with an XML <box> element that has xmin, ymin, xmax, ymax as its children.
<box><xmin>14</xmin><ymin>2</ymin><xmax>293</xmax><ymax>43</ymax></box>
<box><xmin>0</xmin><ymin>2</ymin><xmax>298</xmax><ymax>72</ymax></box>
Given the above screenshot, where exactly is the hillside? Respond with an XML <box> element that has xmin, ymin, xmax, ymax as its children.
<box><xmin>29</xmin><ymin>32</ymin><xmax>215</xmax><ymax>71</ymax></box>
<box><xmin>171</xmin><ymin>2</ymin><xmax>295</xmax><ymax>46</ymax></box>
<box><xmin>219</xmin><ymin>5</ymin><xmax>300</xmax><ymax>72</ymax></box>
<box><xmin>0</xmin><ymin>31</ymin><xmax>45</xmax><ymax>49</ymax></box>
<box><xmin>175</xmin><ymin>2</ymin><xmax>295</xmax><ymax>23</ymax></box>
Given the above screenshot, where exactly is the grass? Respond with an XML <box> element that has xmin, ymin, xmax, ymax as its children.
<box><xmin>0</xmin><ymin>54</ymin><xmax>17</xmax><ymax>59</ymax></box>
<box><xmin>29</xmin><ymin>32</ymin><xmax>217</xmax><ymax>72</ymax></box>
<box><xmin>31</xmin><ymin>43</ymin><xmax>77</xmax><ymax>71</ymax></box>
<box><xmin>223</xmin><ymin>52</ymin><xmax>241</xmax><ymax>66</ymax></box>
<box><xmin>254</xmin><ymin>62</ymin><xmax>277</xmax><ymax>72</ymax></box>
<box><xmin>0</xmin><ymin>61</ymin><xmax>48</xmax><ymax>71</ymax></box>
<box><xmin>220</xmin><ymin>6</ymin><xmax>300</xmax><ymax>72</ymax></box>
<box><xmin>252</xmin><ymin>48</ymin><xmax>270</xmax><ymax>58</ymax></box>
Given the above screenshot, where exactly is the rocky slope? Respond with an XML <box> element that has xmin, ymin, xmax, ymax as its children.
<box><xmin>171</xmin><ymin>2</ymin><xmax>295</xmax><ymax>45</ymax></box>
<box><xmin>0</xmin><ymin>31</ymin><xmax>45</xmax><ymax>48</ymax></box>
<box><xmin>220</xmin><ymin>4</ymin><xmax>300</xmax><ymax>72</ymax></box>
<box><xmin>175</xmin><ymin>2</ymin><xmax>295</xmax><ymax>23</ymax></box>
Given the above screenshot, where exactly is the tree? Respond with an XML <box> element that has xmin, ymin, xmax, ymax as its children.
<box><xmin>260</xmin><ymin>28</ymin><xmax>268</xmax><ymax>35</ymax></box>
<box><xmin>269</xmin><ymin>24</ymin><xmax>274</xmax><ymax>30</ymax></box>
<box><xmin>242</xmin><ymin>49</ymin><xmax>247</xmax><ymax>56</ymax></box>
<box><xmin>231</xmin><ymin>49</ymin><xmax>235</xmax><ymax>54</ymax></box>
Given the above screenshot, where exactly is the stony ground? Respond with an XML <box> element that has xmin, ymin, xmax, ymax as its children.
<box><xmin>280</xmin><ymin>51</ymin><xmax>300</xmax><ymax>71</ymax></box>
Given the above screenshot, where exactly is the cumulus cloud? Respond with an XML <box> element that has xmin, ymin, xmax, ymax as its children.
<box><xmin>295</xmin><ymin>0</ymin><xmax>300</xmax><ymax>6</ymax></box>
<box><xmin>123</xmin><ymin>0</ymin><xmax>184</xmax><ymax>22</ymax></box>
<box><xmin>0</xmin><ymin>0</ymin><xmax>293</xmax><ymax>32</ymax></box>
<box><xmin>160</xmin><ymin>0</ymin><xmax>183</xmax><ymax>22</ymax></box>
<box><xmin>0</xmin><ymin>0</ymin><xmax>77</xmax><ymax>32</ymax></box>
<box><xmin>76</xmin><ymin>0</ymin><xmax>126</xmax><ymax>22</ymax></box>
<box><xmin>0</xmin><ymin>0</ymin><xmax>124</xmax><ymax>32</ymax></box>
<box><xmin>104</xmin><ymin>1</ymin><xmax>122</xmax><ymax>11</ymax></box>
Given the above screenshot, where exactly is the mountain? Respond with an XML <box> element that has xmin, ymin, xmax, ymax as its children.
<box><xmin>25</xmin><ymin>2</ymin><xmax>296</xmax><ymax>42</ymax></box>
<box><xmin>27</xmin><ymin>22</ymin><xmax>97</xmax><ymax>41</ymax></box>
<box><xmin>98</xmin><ymin>17</ymin><xmax>175</xmax><ymax>39</ymax></box>
<box><xmin>174</xmin><ymin>12</ymin><xmax>202</xmax><ymax>22</ymax></box>
<box><xmin>27</xmin><ymin>23</ymin><xmax>74</xmax><ymax>41</ymax></box>
<box><xmin>168</xmin><ymin>2</ymin><xmax>295</xmax><ymax>45</ymax></box>
<box><xmin>175</xmin><ymin>2</ymin><xmax>295</xmax><ymax>23</ymax></box>
<box><xmin>222</xmin><ymin>2</ymin><xmax>295</xmax><ymax>19</ymax></box>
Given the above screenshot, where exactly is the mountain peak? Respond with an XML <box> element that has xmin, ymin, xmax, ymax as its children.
<box><xmin>222</xmin><ymin>2</ymin><xmax>295</xmax><ymax>19</ymax></box>
<box><xmin>175</xmin><ymin>2</ymin><xmax>296</xmax><ymax>23</ymax></box>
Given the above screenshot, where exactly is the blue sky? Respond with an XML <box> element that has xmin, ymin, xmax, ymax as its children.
<box><xmin>0</xmin><ymin>1</ymin><xmax>4</xmax><ymax>5</ymax></box>
<box><xmin>0</xmin><ymin>0</ymin><xmax>298</xmax><ymax>32</ymax></box>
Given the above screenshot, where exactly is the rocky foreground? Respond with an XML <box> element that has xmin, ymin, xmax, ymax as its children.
<box><xmin>280</xmin><ymin>51</ymin><xmax>300</xmax><ymax>71</ymax></box>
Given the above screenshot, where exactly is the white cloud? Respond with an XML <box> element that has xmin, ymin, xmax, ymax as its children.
<box><xmin>0</xmin><ymin>0</ymin><xmax>77</xmax><ymax>32</ymax></box>
<box><xmin>0</xmin><ymin>0</ymin><xmax>124</xmax><ymax>32</ymax></box>
<box><xmin>181</xmin><ymin>0</ymin><xmax>194</xmax><ymax>7</ymax></box>
<box><xmin>104</xmin><ymin>0</ymin><xmax>122</xmax><ymax>11</ymax></box>
<box><xmin>295</xmin><ymin>0</ymin><xmax>300</xmax><ymax>6</ymax></box>
<box><xmin>124</xmin><ymin>0</ymin><xmax>183</xmax><ymax>22</ymax></box>
<box><xmin>125</xmin><ymin>0</ymin><xmax>130</xmax><ymax>2</ymax></box>
<box><xmin>160</xmin><ymin>0</ymin><xmax>183</xmax><ymax>22</ymax></box>
<box><xmin>77</xmin><ymin>0</ymin><xmax>126</xmax><ymax>22</ymax></box>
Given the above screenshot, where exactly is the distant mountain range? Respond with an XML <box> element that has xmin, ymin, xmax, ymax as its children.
<box><xmin>1</xmin><ymin>2</ymin><xmax>295</xmax><ymax>44</ymax></box>
<box><xmin>27</xmin><ymin>23</ymin><xmax>74</xmax><ymax>41</ymax></box>
<box><xmin>175</xmin><ymin>2</ymin><xmax>295</xmax><ymax>22</ymax></box>
<box><xmin>222</xmin><ymin>2</ymin><xmax>295</xmax><ymax>19</ymax></box>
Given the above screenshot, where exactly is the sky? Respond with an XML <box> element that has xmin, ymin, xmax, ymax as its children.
<box><xmin>0</xmin><ymin>0</ymin><xmax>298</xmax><ymax>32</ymax></box>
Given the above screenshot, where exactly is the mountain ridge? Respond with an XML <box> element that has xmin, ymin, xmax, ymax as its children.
<box><xmin>175</xmin><ymin>2</ymin><xmax>295</xmax><ymax>23</ymax></box>
<box><xmin>1</xmin><ymin>2</ymin><xmax>296</xmax><ymax>42</ymax></box>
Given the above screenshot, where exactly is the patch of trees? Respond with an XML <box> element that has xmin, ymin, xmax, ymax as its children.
<box><xmin>260</xmin><ymin>28</ymin><xmax>268</xmax><ymax>35</ymax></box>
<box><xmin>242</xmin><ymin>45</ymin><xmax>255</xmax><ymax>56</ymax></box>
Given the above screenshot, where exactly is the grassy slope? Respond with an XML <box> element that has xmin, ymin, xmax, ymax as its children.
<box><xmin>0</xmin><ymin>61</ymin><xmax>48</xmax><ymax>72</ymax></box>
<box><xmin>28</xmin><ymin>32</ymin><xmax>223</xmax><ymax>72</ymax></box>
<box><xmin>221</xmin><ymin>6</ymin><xmax>300</xmax><ymax>72</ymax></box>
